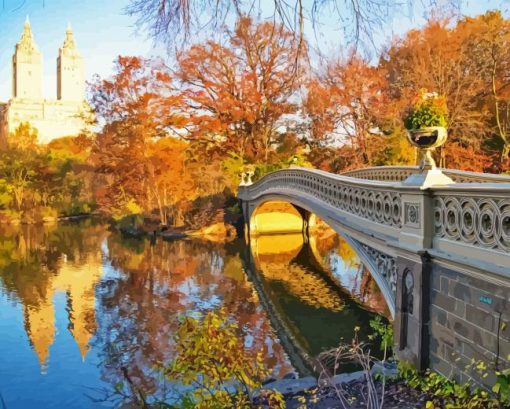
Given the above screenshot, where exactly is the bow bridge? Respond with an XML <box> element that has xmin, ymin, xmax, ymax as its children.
<box><xmin>238</xmin><ymin>165</ymin><xmax>510</xmax><ymax>386</ymax></box>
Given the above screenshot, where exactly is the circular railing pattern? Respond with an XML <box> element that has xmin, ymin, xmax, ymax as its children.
<box><xmin>434</xmin><ymin>196</ymin><xmax>510</xmax><ymax>252</ymax></box>
<box><xmin>240</xmin><ymin>167</ymin><xmax>510</xmax><ymax>271</ymax></box>
<box><xmin>244</xmin><ymin>169</ymin><xmax>403</xmax><ymax>228</ymax></box>
<box><xmin>342</xmin><ymin>167</ymin><xmax>415</xmax><ymax>182</ymax></box>
<box><xmin>343</xmin><ymin>166</ymin><xmax>510</xmax><ymax>184</ymax></box>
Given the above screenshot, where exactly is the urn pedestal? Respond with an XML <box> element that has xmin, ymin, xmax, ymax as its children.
<box><xmin>404</xmin><ymin>126</ymin><xmax>454</xmax><ymax>189</ymax></box>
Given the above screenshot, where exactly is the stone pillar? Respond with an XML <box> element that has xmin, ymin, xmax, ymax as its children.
<box><xmin>293</xmin><ymin>206</ymin><xmax>310</xmax><ymax>235</ymax></box>
<box><xmin>399</xmin><ymin>190</ymin><xmax>434</xmax><ymax>250</ymax></box>
<box><xmin>241</xmin><ymin>200</ymin><xmax>258</xmax><ymax>235</ymax></box>
<box><xmin>396</xmin><ymin>173</ymin><xmax>447</xmax><ymax>371</ymax></box>
<box><xmin>394</xmin><ymin>253</ymin><xmax>431</xmax><ymax>371</ymax></box>
<box><xmin>238</xmin><ymin>191</ymin><xmax>252</xmax><ymax>238</ymax></box>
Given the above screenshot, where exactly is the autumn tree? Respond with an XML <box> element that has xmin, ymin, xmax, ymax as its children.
<box><xmin>302</xmin><ymin>80</ymin><xmax>337</xmax><ymax>149</ymax></box>
<box><xmin>176</xmin><ymin>16</ymin><xmax>305</xmax><ymax>164</ymax></box>
<box><xmin>127</xmin><ymin>0</ymin><xmax>461</xmax><ymax>52</ymax></box>
<box><xmin>382</xmin><ymin>19</ymin><xmax>488</xmax><ymax>149</ymax></box>
<box><xmin>10</xmin><ymin>122</ymin><xmax>39</xmax><ymax>151</ymax></box>
<box><xmin>146</xmin><ymin>137</ymin><xmax>195</xmax><ymax>226</ymax></box>
<box><xmin>381</xmin><ymin>12</ymin><xmax>510</xmax><ymax>169</ymax></box>
<box><xmin>90</xmin><ymin>56</ymin><xmax>189</xmax><ymax>223</ymax></box>
<box><xmin>304</xmin><ymin>55</ymin><xmax>389</xmax><ymax>168</ymax></box>
<box><xmin>459</xmin><ymin>11</ymin><xmax>510</xmax><ymax>163</ymax></box>
<box><xmin>0</xmin><ymin>130</ymin><xmax>94</xmax><ymax>222</ymax></box>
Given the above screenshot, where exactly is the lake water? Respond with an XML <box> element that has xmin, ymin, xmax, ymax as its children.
<box><xmin>0</xmin><ymin>220</ymin><xmax>388</xmax><ymax>408</ymax></box>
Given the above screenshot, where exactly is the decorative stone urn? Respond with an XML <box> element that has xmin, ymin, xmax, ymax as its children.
<box><xmin>239</xmin><ymin>169</ymin><xmax>255</xmax><ymax>186</ymax></box>
<box><xmin>407</xmin><ymin>126</ymin><xmax>447</xmax><ymax>171</ymax></box>
<box><xmin>404</xmin><ymin>126</ymin><xmax>453</xmax><ymax>188</ymax></box>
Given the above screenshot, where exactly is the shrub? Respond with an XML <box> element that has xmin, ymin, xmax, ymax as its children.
<box><xmin>0</xmin><ymin>209</ymin><xmax>22</xmax><ymax>224</ymax></box>
<box><xmin>404</xmin><ymin>91</ymin><xmax>448</xmax><ymax>130</ymax></box>
<box><xmin>164</xmin><ymin>309</ymin><xmax>285</xmax><ymax>409</ymax></box>
<box><xmin>397</xmin><ymin>360</ymin><xmax>507</xmax><ymax>409</ymax></box>
<box><xmin>38</xmin><ymin>206</ymin><xmax>58</xmax><ymax>222</ymax></box>
<box><xmin>369</xmin><ymin>316</ymin><xmax>394</xmax><ymax>361</ymax></box>
<box><xmin>493</xmin><ymin>357</ymin><xmax>510</xmax><ymax>406</ymax></box>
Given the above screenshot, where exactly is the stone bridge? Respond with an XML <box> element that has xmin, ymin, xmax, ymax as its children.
<box><xmin>238</xmin><ymin>165</ymin><xmax>510</xmax><ymax>386</ymax></box>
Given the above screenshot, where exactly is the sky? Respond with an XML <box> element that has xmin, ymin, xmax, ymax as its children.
<box><xmin>0</xmin><ymin>0</ymin><xmax>509</xmax><ymax>101</ymax></box>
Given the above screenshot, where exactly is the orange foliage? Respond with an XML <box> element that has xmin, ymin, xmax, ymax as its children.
<box><xmin>177</xmin><ymin>16</ymin><xmax>305</xmax><ymax>163</ymax></box>
<box><xmin>443</xmin><ymin>143</ymin><xmax>495</xmax><ymax>173</ymax></box>
<box><xmin>304</xmin><ymin>55</ymin><xmax>389</xmax><ymax>168</ymax></box>
<box><xmin>89</xmin><ymin>56</ymin><xmax>192</xmax><ymax>224</ymax></box>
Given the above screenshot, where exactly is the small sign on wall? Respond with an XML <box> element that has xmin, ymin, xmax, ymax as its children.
<box><xmin>479</xmin><ymin>295</ymin><xmax>493</xmax><ymax>306</ymax></box>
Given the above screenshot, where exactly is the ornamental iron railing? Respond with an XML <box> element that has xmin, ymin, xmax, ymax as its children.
<box><xmin>239</xmin><ymin>167</ymin><xmax>510</xmax><ymax>277</ymax></box>
<box><xmin>342</xmin><ymin>166</ymin><xmax>510</xmax><ymax>184</ymax></box>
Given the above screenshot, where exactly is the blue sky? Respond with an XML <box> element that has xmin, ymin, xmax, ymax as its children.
<box><xmin>0</xmin><ymin>0</ymin><xmax>508</xmax><ymax>101</ymax></box>
<box><xmin>0</xmin><ymin>0</ymin><xmax>165</xmax><ymax>100</ymax></box>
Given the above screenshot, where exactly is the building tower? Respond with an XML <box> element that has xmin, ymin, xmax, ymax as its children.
<box><xmin>57</xmin><ymin>23</ymin><xmax>84</xmax><ymax>101</ymax></box>
<box><xmin>12</xmin><ymin>16</ymin><xmax>43</xmax><ymax>99</ymax></box>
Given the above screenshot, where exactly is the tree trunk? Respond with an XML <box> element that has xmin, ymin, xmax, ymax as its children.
<box><xmin>502</xmin><ymin>143</ymin><xmax>510</xmax><ymax>164</ymax></box>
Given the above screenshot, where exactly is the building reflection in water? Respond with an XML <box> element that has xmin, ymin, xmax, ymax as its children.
<box><xmin>24</xmin><ymin>252</ymin><xmax>102</xmax><ymax>370</ymax></box>
<box><xmin>0</xmin><ymin>216</ymin><xmax>387</xmax><ymax>406</ymax></box>
<box><xmin>0</xmin><ymin>222</ymin><xmax>105</xmax><ymax>373</ymax></box>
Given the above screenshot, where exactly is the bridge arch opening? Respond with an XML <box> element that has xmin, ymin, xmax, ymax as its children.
<box><xmin>239</xmin><ymin>166</ymin><xmax>510</xmax><ymax>384</ymax></box>
<box><xmin>249</xmin><ymin>201</ymin><xmax>306</xmax><ymax>235</ymax></box>
<box><xmin>247</xmin><ymin>198</ymin><xmax>395</xmax><ymax>318</ymax></box>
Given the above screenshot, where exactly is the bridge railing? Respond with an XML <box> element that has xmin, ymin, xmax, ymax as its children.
<box><xmin>342</xmin><ymin>166</ymin><xmax>510</xmax><ymax>184</ymax></box>
<box><xmin>239</xmin><ymin>166</ymin><xmax>510</xmax><ymax>275</ymax></box>
<box><xmin>239</xmin><ymin>166</ymin><xmax>510</xmax><ymax>381</ymax></box>
<box><xmin>238</xmin><ymin>167</ymin><xmax>409</xmax><ymax>242</ymax></box>
<box><xmin>430</xmin><ymin>184</ymin><xmax>510</xmax><ymax>274</ymax></box>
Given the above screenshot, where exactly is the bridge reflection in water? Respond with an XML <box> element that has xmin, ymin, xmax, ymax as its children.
<box><xmin>244</xmin><ymin>215</ymin><xmax>390</xmax><ymax>374</ymax></box>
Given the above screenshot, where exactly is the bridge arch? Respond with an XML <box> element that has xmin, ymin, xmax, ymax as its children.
<box><xmin>244</xmin><ymin>194</ymin><xmax>397</xmax><ymax>318</ymax></box>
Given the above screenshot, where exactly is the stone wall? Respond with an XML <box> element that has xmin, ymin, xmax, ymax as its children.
<box><xmin>429</xmin><ymin>263</ymin><xmax>510</xmax><ymax>386</ymax></box>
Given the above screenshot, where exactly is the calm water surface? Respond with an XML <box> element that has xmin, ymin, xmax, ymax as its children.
<box><xmin>0</xmin><ymin>220</ymin><xmax>388</xmax><ymax>408</ymax></box>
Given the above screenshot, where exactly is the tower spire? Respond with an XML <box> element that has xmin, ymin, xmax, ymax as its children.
<box><xmin>57</xmin><ymin>21</ymin><xmax>84</xmax><ymax>101</ymax></box>
<box><xmin>17</xmin><ymin>15</ymin><xmax>38</xmax><ymax>53</ymax></box>
<box><xmin>13</xmin><ymin>16</ymin><xmax>42</xmax><ymax>99</ymax></box>
<box><xmin>62</xmin><ymin>22</ymin><xmax>76</xmax><ymax>50</ymax></box>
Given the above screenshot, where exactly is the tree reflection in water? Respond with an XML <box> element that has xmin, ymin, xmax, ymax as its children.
<box><xmin>0</xmin><ymin>219</ymin><xmax>388</xmax><ymax>407</ymax></box>
<box><xmin>92</xmin><ymin>234</ymin><xmax>293</xmax><ymax>404</ymax></box>
<box><xmin>248</xmin><ymin>216</ymin><xmax>389</xmax><ymax>372</ymax></box>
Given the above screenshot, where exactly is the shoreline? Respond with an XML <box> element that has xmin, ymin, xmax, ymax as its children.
<box><xmin>0</xmin><ymin>213</ymin><xmax>96</xmax><ymax>225</ymax></box>
<box><xmin>119</xmin><ymin>221</ymin><xmax>239</xmax><ymax>243</ymax></box>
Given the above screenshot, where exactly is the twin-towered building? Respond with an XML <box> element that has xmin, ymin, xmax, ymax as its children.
<box><xmin>0</xmin><ymin>18</ymin><xmax>90</xmax><ymax>145</ymax></box>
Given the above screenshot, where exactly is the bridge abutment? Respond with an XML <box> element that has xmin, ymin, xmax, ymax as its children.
<box><xmin>394</xmin><ymin>254</ymin><xmax>432</xmax><ymax>372</ymax></box>
<box><xmin>428</xmin><ymin>262</ymin><xmax>510</xmax><ymax>386</ymax></box>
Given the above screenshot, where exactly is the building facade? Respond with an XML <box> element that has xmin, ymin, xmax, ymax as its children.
<box><xmin>0</xmin><ymin>18</ymin><xmax>90</xmax><ymax>145</ymax></box>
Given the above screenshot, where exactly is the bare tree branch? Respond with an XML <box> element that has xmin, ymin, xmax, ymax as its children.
<box><xmin>126</xmin><ymin>0</ymin><xmax>463</xmax><ymax>52</ymax></box>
